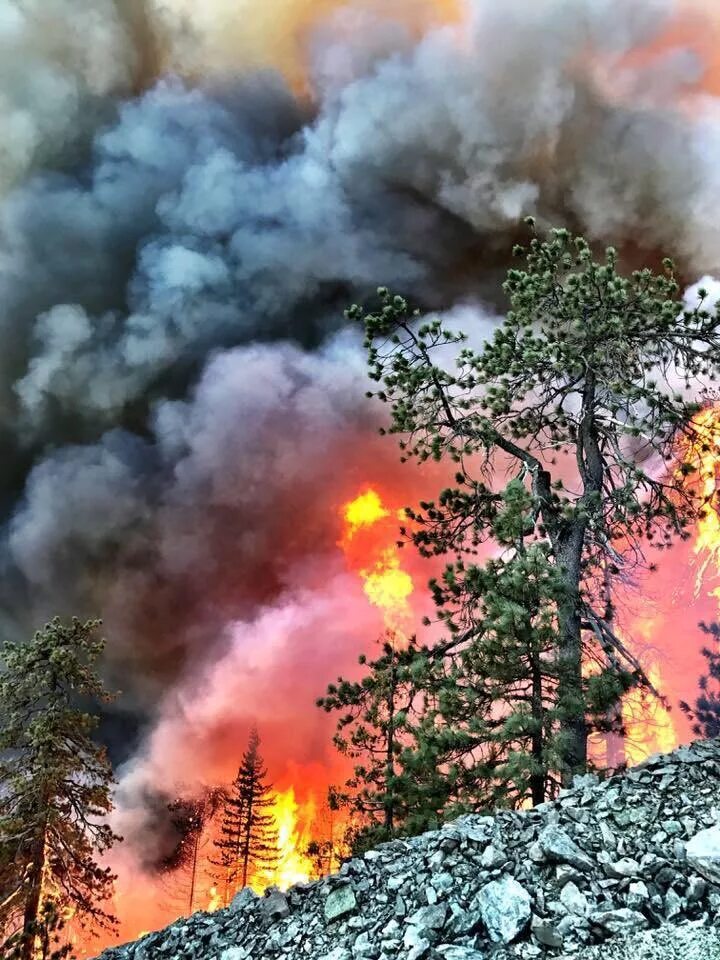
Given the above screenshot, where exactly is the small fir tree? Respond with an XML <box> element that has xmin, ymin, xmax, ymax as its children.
<box><xmin>213</xmin><ymin>728</ymin><xmax>278</xmax><ymax>896</ymax></box>
<box><xmin>305</xmin><ymin>787</ymin><xmax>345</xmax><ymax>878</ymax></box>
<box><xmin>681</xmin><ymin>622</ymin><xmax>720</xmax><ymax>739</ymax></box>
<box><xmin>0</xmin><ymin>618</ymin><xmax>120</xmax><ymax>960</ymax></box>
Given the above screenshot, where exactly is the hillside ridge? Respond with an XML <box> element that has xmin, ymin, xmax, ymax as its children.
<box><xmin>96</xmin><ymin>739</ymin><xmax>720</xmax><ymax>960</ymax></box>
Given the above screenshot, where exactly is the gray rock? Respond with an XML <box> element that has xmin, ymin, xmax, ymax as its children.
<box><xmin>605</xmin><ymin>858</ymin><xmax>641</xmax><ymax>879</ymax></box>
<box><xmin>573</xmin><ymin>923</ymin><xmax>720</xmax><ymax>959</ymax></box>
<box><xmin>436</xmin><ymin>948</ymin><xmax>486</xmax><ymax>960</ymax></box>
<box><xmin>407</xmin><ymin>941</ymin><xmax>431</xmax><ymax>960</ymax></box>
<box><xmin>480</xmin><ymin>844</ymin><xmax>506</xmax><ymax>868</ymax></box>
<box><xmin>538</xmin><ymin>825</ymin><xmax>595</xmax><ymax>872</ymax></box>
<box><xmin>560</xmin><ymin>880</ymin><xmax>589</xmax><ymax>916</ymax></box>
<box><xmin>262</xmin><ymin>889</ymin><xmax>290</xmax><ymax>920</ymax></box>
<box><xmin>531</xmin><ymin>915</ymin><xmax>564</xmax><ymax>948</ymax></box>
<box><xmin>228</xmin><ymin>887</ymin><xmax>257</xmax><ymax>912</ymax></box>
<box><xmin>476</xmin><ymin>876</ymin><xmax>531</xmax><ymax>944</ymax></box>
<box><xmin>686</xmin><ymin>824</ymin><xmax>720</xmax><ymax>884</ymax></box>
<box><xmin>406</xmin><ymin>903</ymin><xmax>447</xmax><ymax>934</ymax></box>
<box><xmin>324</xmin><ymin>884</ymin><xmax>357</xmax><ymax>922</ymax></box>
<box><xmin>590</xmin><ymin>908</ymin><xmax>648</xmax><ymax>935</ymax></box>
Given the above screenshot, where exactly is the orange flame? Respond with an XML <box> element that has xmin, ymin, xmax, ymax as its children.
<box><xmin>618</xmin><ymin>403</ymin><xmax>720</xmax><ymax>764</ymax></box>
<box><xmin>206</xmin><ymin>886</ymin><xmax>222</xmax><ymax>912</ymax></box>
<box><xmin>622</xmin><ymin>664</ymin><xmax>678</xmax><ymax>765</ymax></box>
<box><xmin>688</xmin><ymin>404</ymin><xmax>720</xmax><ymax>599</ymax></box>
<box><xmin>270</xmin><ymin>788</ymin><xmax>315</xmax><ymax>890</ymax></box>
<box><xmin>341</xmin><ymin>489</ymin><xmax>414</xmax><ymax>642</ymax></box>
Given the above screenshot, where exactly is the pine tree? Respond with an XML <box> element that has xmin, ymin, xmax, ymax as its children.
<box><xmin>317</xmin><ymin>634</ymin><xmax>444</xmax><ymax>853</ymax></box>
<box><xmin>681</xmin><ymin>622</ymin><xmax>720</xmax><ymax>739</ymax></box>
<box><xmin>213</xmin><ymin>728</ymin><xmax>278</xmax><ymax>897</ymax></box>
<box><xmin>0</xmin><ymin>618</ymin><xmax>120</xmax><ymax>960</ymax></box>
<box><xmin>352</xmin><ymin>224</ymin><xmax>720</xmax><ymax>783</ymax></box>
<box><xmin>408</xmin><ymin>479</ymin><xmax>635</xmax><ymax>811</ymax></box>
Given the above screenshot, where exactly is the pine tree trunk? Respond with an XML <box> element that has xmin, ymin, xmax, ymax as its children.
<box><xmin>188</xmin><ymin>830</ymin><xmax>200</xmax><ymax>915</ymax></box>
<box><xmin>241</xmin><ymin>795</ymin><xmax>254</xmax><ymax>888</ymax></box>
<box><xmin>555</xmin><ymin>532</ymin><xmax>588</xmax><ymax>784</ymax></box>
<box><xmin>384</xmin><ymin>658</ymin><xmax>397</xmax><ymax>835</ymax></box>
<box><xmin>529</xmin><ymin>642</ymin><xmax>546</xmax><ymax>806</ymax></box>
<box><xmin>19</xmin><ymin>829</ymin><xmax>47</xmax><ymax>960</ymax></box>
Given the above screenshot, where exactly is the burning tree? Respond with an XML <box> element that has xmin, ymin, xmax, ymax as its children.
<box><xmin>352</xmin><ymin>224</ymin><xmax>720</xmax><ymax>790</ymax></box>
<box><xmin>681</xmin><ymin>622</ymin><xmax>720</xmax><ymax>739</ymax></box>
<box><xmin>161</xmin><ymin>787</ymin><xmax>225</xmax><ymax>916</ymax></box>
<box><xmin>0</xmin><ymin>618</ymin><xmax>120</xmax><ymax>960</ymax></box>
<box><xmin>213</xmin><ymin>728</ymin><xmax>278</xmax><ymax>899</ymax></box>
<box><xmin>305</xmin><ymin>787</ymin><xmax>345</xmax><ymax>878</ymax></box>
<box><xmin>412</xmin><ymin>479</ymin><xmax>635</xmax><ymax>809</ymax></box>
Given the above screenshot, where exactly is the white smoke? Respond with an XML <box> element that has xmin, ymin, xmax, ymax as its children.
<box><xmin>0</xmin><ymin>0</ymin><xmax>151</xmax><ymax>192</ymax></box>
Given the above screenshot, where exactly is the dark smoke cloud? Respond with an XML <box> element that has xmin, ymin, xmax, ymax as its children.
<box><xmin>2</xmin><ymin>0</ymin><xmax>720</xmax><ymax>882</ymax></box>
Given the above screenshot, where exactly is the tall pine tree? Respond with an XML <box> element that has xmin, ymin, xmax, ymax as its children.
<box><xmin>0</xmin><ymin>618</ymin><xmax>120</xmax><ymax>960</ymax></box>
<box><xmin>213</xmin><ymin>728</ymin><xmax>278</xmax><ymax>898</ymax></box>
<box><xmin>352</xmin><ymin>224</ymin><xmax>720</xmax><ymax>783</ymax></box>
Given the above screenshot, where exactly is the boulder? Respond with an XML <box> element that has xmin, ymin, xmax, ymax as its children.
<box><xmin>538</xmin><ymin>825</ymin><xmax>595</xmax><ymax>872</ymax></box>
<box><xmin>324</xmin><ymin>884</ymin><xmax>357</xmax><ymax>922</ymax></box>
<box><xmin>686</xmin><ymin>824</ymin><xmax>720</xmax><ymax>884</ymax></box>
<box><xmin>476</xmin><ymin>876</ymin><xmax>531</xmax><ymax>944</ymax></box>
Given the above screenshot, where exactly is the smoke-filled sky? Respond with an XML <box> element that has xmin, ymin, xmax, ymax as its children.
<box><xmin>4</xmin><ymin>0</ymin><xmax>720</xmax><ymax>941</ymax></box>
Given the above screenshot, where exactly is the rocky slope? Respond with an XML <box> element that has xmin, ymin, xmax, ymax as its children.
<box><xmin>96</xmin><ymin>739</ymin><xmax>720</xmax><ymax>960</ymax></box>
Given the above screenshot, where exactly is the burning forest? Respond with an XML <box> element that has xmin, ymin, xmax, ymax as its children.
<box><xmin>2</xmin><ymin>1</ymin><xmax>720</xmax><ymax>958</ymax></box>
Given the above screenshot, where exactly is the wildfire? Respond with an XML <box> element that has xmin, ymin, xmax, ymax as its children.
<box><xmin>270</xmin><ymin>788</ymin><xmax>316</xmax><ymax>890</ymax></box>
<box><xmin>618</xmin><ymin>403</ymin><xmax>720</xmax><ymax>765</ymax></box>
<box><xmin>687</xmin><ymin>404</ymin><xmax>720</xmax><ymax>598</ymax></box>
<box><xmin>340</xmin><ymin>489</ymin><xmax>415</xmax><ymax>640</ymax></box>
<box><xmin>622</xmin><ymin>664</ymin><xmax>679</xmax><ymax>765</ymax></box>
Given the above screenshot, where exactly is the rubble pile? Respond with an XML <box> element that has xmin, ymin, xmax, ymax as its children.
<box><xmin>96</xmin><ymin>739</ymin><xmax>720</xmax><ymax>960</ymax></box>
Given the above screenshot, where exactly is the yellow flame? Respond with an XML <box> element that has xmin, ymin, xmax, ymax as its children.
<box><xmin>360</xmin><ymin>548</ymin><xmax>414</xmax><ymax>615</ymax></box>
<box><xmin>342</xmin><ymin>489</ymin><xmax>414</xmax><ymax>640</ymax></box>
<box><xmin>206</xmin><ymin>886</ymin><xmax>222</xmax><ymax>912</ymax></box>
<box><xmin>344</xmin><ymin>488</ymin><xmax>390</xmax><ymax>532</ymax></box>
<box><xmin>622</xmin><ymin>665</ymin><xmax>678</xmax><ymax>765</ymax></box>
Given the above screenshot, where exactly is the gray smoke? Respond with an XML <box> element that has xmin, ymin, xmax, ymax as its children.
<box><xmin>2</xmin><ymin>0</ymin><xmax>720</xmax><ymax>809</ymax></box>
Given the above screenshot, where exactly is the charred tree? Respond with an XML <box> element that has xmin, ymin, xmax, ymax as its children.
<box><xmin>162</xmin><ymin>788</ymin><xmax>225</xmax><ymax>916</ymax></box>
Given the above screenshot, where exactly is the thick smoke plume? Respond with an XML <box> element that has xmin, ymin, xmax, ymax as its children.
<box><xmin>3</xmin><ymin>0</ymin><xmax>720</xmax><ymax>945</ymax></box>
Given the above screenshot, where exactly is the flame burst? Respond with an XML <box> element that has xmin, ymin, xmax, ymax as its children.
<box><xmin>341</xmin><ymin>489</ymin><xmax>414</xmax><ymax>641</ymax></box>
<box><xmin>270</xmin><ymin>788</ymin><xmax>315</xmax><ymax>890</ymax></box>
<box><xmin>622</xmin><ymin>664</ymin><xmax>678</xmax><ymax>765</ymax></box>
